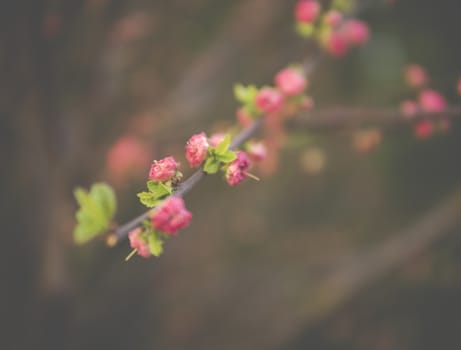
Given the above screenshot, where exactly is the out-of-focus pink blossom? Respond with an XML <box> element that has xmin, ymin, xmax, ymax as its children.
<box><xmin>151</xmin><ymin>197</ymin><xmax>192</xmax><ymax>235</ymax></box>
<box><xmin>148</xmin><ymin>156</ymin><xmax>179</xmax><ymax>182</ymax></box>
<box><xmin>128</xmin><ymin>228</ymin><xmax>151</xmax><ymax>258</ymax></box>
<box><xmin>324</xmin><ymin>10</ymin><xmax>342</xmax><ymax>27</ymax></box>
<box><xmin>208</xmin><ymin>133</ymin><xmax>226</xmax><ymax>147</ymax></box>
<box><xmin>236</xmin><ymin>108</ymin><xmax>253</xmax><ymax>127</ymax></box>
<box><xmin>324</xmin><ymin>31</ymin><xmax>348</xmax><ymax>57</ymax></box>
<box><xmin>185</xmin><ymin>132</ymin><xmax>209</xmax><ymax>168</ymax></box>
<box><xmin>226</xmin><ymin>151</ymin><xmax>251</xmax><ymax>186</ymax></box>
<box><xmin>106</xmin><ymin>135</ymin><xmax>152</xmax><ymax>185</ymax></box>
<box><xmin>400</xmin><ymin>100</ymin><xmax>419</xmax><ymax>118</ymax></box>
<box><xmin>419</xmin><ymin>89</ymin><xmax>446</xmax><ymax>113</ymax></box>
<box><xmin>247</xmin><ymin>142</ymin><xmax>267</xmax><ymax>162</ymax></box>
<box><xmin>295</xmin><ymin>0</ymin><xmax>320</xmax><ymax>24</ymax></box>
<box><xmin>404</xmin><ymin>64</ymin><xmax>428</xmax><ymax>88</ymax></box>
<box><xmin>414</xmin><ymin>120</ymin><xmax>434</xmax><ymax>139</ymax></box>
<box><xmin>343</xmin><ymin>20</ymin><xmax>370</xmax><ymax>46</ymax></box>
<box><xmin>274</xmin><ymin>68</ymin><xmax>307</xmax><ymax>96</ymax></box>
<box><xmin>255</xmin><ymin>87</ymin><xmax>285</xmax><ymax>114</ymax></box>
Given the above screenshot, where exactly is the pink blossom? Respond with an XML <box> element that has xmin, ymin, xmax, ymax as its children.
<box><xmin>106</xmin><ymin>135</ymin><xmax>152</xmax><ymax>185</ymax></box>
<box><xmin>343</xmin><ymin>20</ymin><xmax>370</xmax><ymax>46</ymax></box>
<box><xmin>151</xmin><ymin>197</ymin><xmax>192</xmax><ymax>235</ymax></box>
<box><xmin>148</xmin><ymin>156</ymin><xmax>179</xmax><ymax>182</ymax></box>
<box><xmin>185</xmin><ymin>132</ymin><xmax>209</xmax><ymax>168</ymax></box>
<box><xmin>300</xmin><ymin>96</ymin><xmax>314</xmax><ymax>111</ymax></box>
<box><xmin>236</xmin><ymin>108</ymin><xmax>253</xmax><ymax>127</ymax></box>
<box><xmin>324</xmin><ymin>10</ymin><xmax>342</xmax><ymax>27</ymax></box>
<box><xmin>274</xmin><ymin>68</ymin><xmax>307</xmax><ymax>96</ymax></box>
<box><xmin>419</xmin><ymin>89</ymin><xmax>446</xmax><ymax>113</ymax></box>
<box><xmin>128</xmin><ymin>228</ymin><xmax>151</xmax><ymax>258</ymax></box>
<box><xmin>324</xmin><ymin>31</ymin><xmax>348</xmax><ymax>57</ymax></box>
<box><xmin>247</xmin><ymin>142</ymin><xmax>267</xmax><ymax>162</ymax></box>
<box><xmin>255</xmin><ymin>87</ymin><xmax>285</xmax><ymax>114</ymax></box>
<box><xmin>208</xmin><ymin>133</ymin><xmax>225</xmax><ymax>147</ymax></box>
<box><xmin>295</xmin><ymin>0</ymin><xmax>320</xmax><ymax>24</ymax></box>
<box><xmin>404</xmin><ymin>64</ymin><xmax>428</xmax><ymax>88</ymax></box>
<box><xmin>400</xmin><ymin>100</ymin><xmax>418</xmax><ymax>118</ymax></box>
<box><xmin>226</xmin><ymin>151</ymin><xmax>251</xmax><ymax>186</ymax></box>
<box><xmin>414</xmin><ymin>120</ymin><xmax>433</xmax><ymax>139</ymax></box>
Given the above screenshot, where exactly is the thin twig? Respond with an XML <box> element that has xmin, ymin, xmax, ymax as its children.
<box><xmin>291</xmin><ymin>106</ymin><xmax>461</xmax><ymax>131</ymax></box>
<box><xmin>110</xmin><ymin>0</ymin><xmax>386</xmax><ymax>243</ymax></box>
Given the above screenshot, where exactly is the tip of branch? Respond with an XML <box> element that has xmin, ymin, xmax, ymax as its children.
<box><xmin>106</xmin><ymin>234</ymin><xmax>118</xmax><ymax>247</ymax></box>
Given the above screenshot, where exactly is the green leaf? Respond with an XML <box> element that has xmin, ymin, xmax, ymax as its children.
<box><xmin>215</xmin><ymin>134</ymin><xmax>232</xmax><ymax>155</ymax></box>
<box><xmin>73</xmin><ymin>183</ymin><xmax>117</xmax><ymax>244</ymax></box>
<box><xmin>233</xmin><ymin>84</ymin><xmax>258</xmax><ymax>104</ymax></box>
<box><xmin>137</xmin><ymin>191</ymin><xmax>158</xmax><ymax>208</ymax></box>
<box><xmin>91</xmin><ymin>183</ymin><xmax>116</xmax><ymax>219</ymax></box>
<box><xmin>216</xmin><ymin>150</ymin><xmax>237</xmax><ymax>164</ymax></box>
<box><xmin>203</xmin><ymin>157</ymin><xmax>220</xmax><ymax>174</ymax></box>
<box><xmin>147</xmin><ymin>232</ymin><xmax>164</xmax><ymax>257</ymax></box>
<box><xmin>295</xmin><ymin>22</ymin><xmax>315</xmax><ymax>38</ymax></box>
<box><xmin>147</xmin><ymin>180</ymin><xmax>172</xmax><ymax>198</ymax></box>
<box><xmin>332</xmin><ymin>0</ymin><xmax>352</xmax><ymax>11</ymax></box>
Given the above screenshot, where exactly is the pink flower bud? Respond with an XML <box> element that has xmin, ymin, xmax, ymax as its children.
<box><xmin>106</xmin><ymin>135</ymin><xmax>152</xmax><ymax>185</ymax></box>
<box><xmin>414</xmin><ymin>120</ymin><xmax>433</xmax><ymax>139</ymax></box>
<box><xmin>226</xmin><ymin>151</ymin><xmax>251</xmax><ymax>186</ymax></box>
<box><xmin>151</xmin><ymin>197</ymin><xmax>192</xmax><ymax>235</ymax></box>
<box><xmin>247</xmin><ymin>142</ymin><xmax>267</xmax><ymax>162</ymax></box>
<box><xmin>208</xmin><ymin>133</ymin><xmax>225</xmax><ymax>147</ymax></box>
<box><xmin>255</xmin><ymin>87</ymin><xmax>285</xmax><ymax>114</ymax></box>
<box><xmin>400</xmin><ymin>100</ymin><xmax>418</xmax><ymax>118</ymax></box>
<box><xmin>236</xmin><ymin>108</ymin><xmax>253</xmax><ymax>127</ymax></box>
<box><xmin>274</xmin><ymin>68</ymin><xmax>307</xmax><ymax>96</ymax></box>
<box><xmin>300</xmin><ymin>96</ymin><xmax>314</xmax><ymax>111</ymax></box>
<box><xmin>128</xmin><ymin>228</ymin><xmax>151</xmax><ymax>258</ymax></box>
<box><xmin>185</xmin><ymin>132</ymin><xmax>209</xmax><ymax>168</ymax></box>
<box><xmin>404</xmin><ymin>64</ymin><xmax>428</xmax><ymax>88</ymax></box>
<box><xmin>148</xmin><ymin>156</ymin><xmax>179</xmax><ymax>182</ymax></box>
<box><xmin>295</xmin><ymin>0</ymin><xmax>320</xmax><ymax>24</ymax></box>
<box><xmin>343</xmin><ymin>20</ymin><xmax>370</xmax><ymax>46</ymax></box>
<box><xmin>324</xmin><ymin>10</ymin><xmax>342</xmax><ymax>27</ymax></box>
<box><xmin>419</xmin><ymin>89</ymin><xmax>446</xmax><ymax>113</ymax></box>
<box><xmin>324</xmin><ymin>31</ymin><xmax>348</xmax><ymax>57</ymax></box>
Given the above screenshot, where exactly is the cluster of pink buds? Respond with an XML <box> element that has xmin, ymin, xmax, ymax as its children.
<box><xmin>399</xmin><ymin>64</ymin><xmax>448</xmax><ymax>139</ymax></box>
<box><xmin>226</xmin><ymin>151</ymin><xmax>251</xmax><ymax>186</ymax></box>
<box><xmin>128</xmin><ymin>228</ymin><xmax>151</xmax><ymax>258</ymax></box>
<box><xmin>294</xmin><ymin>0</ymin><xmax>370</xmax><ymax>58</ymax></box>
<box><xmin>185</xmin><ymin>132</ymin><xmax>209</xmax><ymax>167</ymax></box>
<box><xmin>322</xmin><ymin>19</ymin><xmax>370</xmax><ymax>57</ymax></box>
<box><xmin>151</xmin><ymin>197</ymin><xmax>192</xmax><ymax>235</ymax></box>
<box><xmin>148</xmin><ymin>156</ymin><xmax>179</xmax><ymax>182</ymax></box>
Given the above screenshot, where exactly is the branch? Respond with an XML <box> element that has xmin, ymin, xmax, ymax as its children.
<box><xmin>290</xmin><ymin>106</ymin><xmax>461</xmax><ymax>131</ymax></box>
<box><xmin>110</xmin><ymin>119</ymin><xmax>263</xmax><ymax>242</ymax></box>
<box><xmin>107</xmin><ymin>0</ymin><xmax>393</xmax><ymax>244</ymax></box>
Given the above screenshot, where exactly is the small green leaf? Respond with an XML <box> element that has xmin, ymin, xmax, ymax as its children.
<box><xmin>73</xmin><ymin>183</ymin><xmax>117</xmax><ymax>244</ymax></box>
<box><xmin>216</xmin><ymin>150</ymin><xmax>237</xmax><ymax>164</ymax></box>
<box><xmin>295</xmin><ymin>22</ymin><xmax>315</xmax><ymax>38</ymax></box>
<box><xmin>147</xmin><ymin>232</ymin><xmax>164</xmax><ymax>257</ymax></box>
<box><xmin>203</xmin><ymin>157</ymin><xmax>220</xmax><ymax>174</ymax></box>
<box><xmin>332</xmin><ymin>0</ymin><xmax>352</xmax><ymax>11</ymax></box>
<box><xmin>147</xmin><ymin>180</ymin><xmax>172</xmax><ymax>198</ymax></box>
<box><xmin>215</xmin><ymin>134</ymin><xmax>232</xmax><ymax>155</ymax></box>
<box><xmin>91</xmin><ymin>183</ymin><xmax>117</xmax><ymax>219</ymax></box>
<box><xmin>234</xmin><ymin>84</ymin><xmax>258</xmax><ymax>104</ymax></box>
<box><xmin>137</xmin><ymin>191</ymin><xmax>158</xmax><ymax>208</ymax></box>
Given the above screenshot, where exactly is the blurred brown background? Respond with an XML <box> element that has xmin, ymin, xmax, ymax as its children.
<box><xmin>2</xmin><ymin>0</ymin><xmax>461</xmax><ymax>349</ymax></box>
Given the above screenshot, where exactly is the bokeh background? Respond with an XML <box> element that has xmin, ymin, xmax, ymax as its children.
<box><xmin>3</xmin><ymin>0</ymin><xmax>461</xmax><ymax>349</ymax></box>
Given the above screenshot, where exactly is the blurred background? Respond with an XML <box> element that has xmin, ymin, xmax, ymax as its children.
<box><xmin>2</xmin><ymin>0</ymin><xmax>461</xmax><ymax>349</ymax></box>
